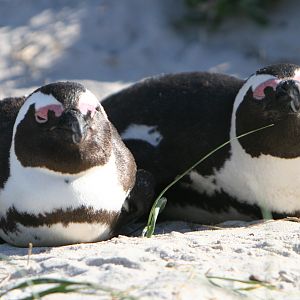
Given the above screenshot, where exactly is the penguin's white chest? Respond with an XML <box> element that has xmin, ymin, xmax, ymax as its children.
<box><xmin>188</xmin><ymin>139</ymin><xmax>300</xmax><ymax>215</ymax></box>
<box><xmin>0</xmin><ymin>155</ymin><xmax>127</xmax><ymax>246</ymax></box>
<box><xmin>216</xmin><ymin>139</ymin><xmax>300</xmax><ymax>213</ymax></box>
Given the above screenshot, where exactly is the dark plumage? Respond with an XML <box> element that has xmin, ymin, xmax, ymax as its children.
<box><xmin>103</xmin><ymin>64</ymin><xmax>300</xmax><ymax>223</ymax></box>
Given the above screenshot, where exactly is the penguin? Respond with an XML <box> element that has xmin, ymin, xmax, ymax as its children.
<box><xmin>0</xmin><ymin>82</ymin><xmax>154</xmax><ymax>247</ymax></box>
<box><xmin>102</xmin><ymin>63</ymin><xmax>300</xmax><ymax>223</ymax></box>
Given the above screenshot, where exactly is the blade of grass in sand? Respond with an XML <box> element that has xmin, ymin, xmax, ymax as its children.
<box><xmin>206</xmin><ymin>275</ymin><xmax>277</xmax><ymax>292</ymax></box>
<box><xmin>142</xmin><ymin>197</ymin><xmax>167</xmax><ymax>237</ymax></box>
<box><xmin>143</xmin><ymin>124</ymin><xmax>274</xmax><ymax>237</ymax></box>
<box><xmin>0</xmin><ymin>278</ymin><xmax>137</xmax><ymax>300</ymax></box>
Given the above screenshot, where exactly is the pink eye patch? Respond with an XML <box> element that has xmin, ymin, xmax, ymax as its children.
<box><xmin>35</xmin><ymin>104</ymin><xmax>63</xmax><ymax>123</ymax></box>
<box><xmin>78</xmin><ymin>95</ymin><xmax>99</xmax><ymax>118</ymax></box>
<box><xmin>78</xmin><ymin>102</ymin><xmax>97</xmax><ymax>118</ymax></box>
<box><xmin>252</xmin><ymin>79</ymin><xmax>281</xmax><ymax>100</ymax></box>
<box><xmin>293</xmin><ymin>73</ymin><xmax>300</xmax><ymax>82</ymax></box>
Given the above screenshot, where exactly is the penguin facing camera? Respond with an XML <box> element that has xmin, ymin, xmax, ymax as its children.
<box><xmin>0</xmin><ymin>82</ymin><xmax>154</xmax><ymax>247</ymax></box>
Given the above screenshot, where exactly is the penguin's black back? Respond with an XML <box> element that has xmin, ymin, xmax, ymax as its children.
<box><xmin>103</xmin><ymin>72</ymin><xmax>244</xmax><ymax>191</ymax></box>
<box><xmin>0</xmin><ymin>97</ymin><xmax>26</xmax><ymax>188</ymax></box>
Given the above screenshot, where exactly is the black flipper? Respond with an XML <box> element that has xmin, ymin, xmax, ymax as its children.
<box><xmin>113</xmin><ymin>169</ymin><xmax>155</xmax><ymax>235</ymax></box>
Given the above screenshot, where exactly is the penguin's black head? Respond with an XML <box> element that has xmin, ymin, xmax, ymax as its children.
<box><xmin>13</xmin><ymin>81</ymin><xmax>113</xmax><ymax>174</ymax></box>
<box><xmin>234</xmin><ymin>63</ymin><xmax>300</xmax><ymax>158</ymax></box>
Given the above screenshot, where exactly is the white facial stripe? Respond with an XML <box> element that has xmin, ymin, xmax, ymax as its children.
<box><xmin>15</xmin><ymin>89</ymin><xmax>106</xmax><ymax>129</ymax></box>
<box><xmin>231</xmin><ymin>74</ymin><xmax>279</xmax><ymax>140</ymax></box>
<box><xmin>11</xmin><ymin>92</ymin><xmax>64</xmax><ymax>172</ymax></box>
<box><xmin>121</xmin><ymin>124</ymin><xmax>163</xmax><ymax>147</ymax></box>
<box><xmin>232</xmin><ymin>70</ymin><xmax>300</xmax><ymax>139</ymax></box>
<box><xmin>14</xmin><ymin>92</ymin><xmax>62</xmax><ymax>132</ymax></box>
<box><xmin>79</xmin><ymin>89</ymin><xmax>107</xmax><ymax>118</ymax></box>
<box><xmin>232</xmin><ymin>74</ymin><xmax>277</xmax><ymax>117</ymax></box>
<box><xmin>252</xmin><ymin>79</ymin><xmax>281</xmax><ymax>100</ymax></box>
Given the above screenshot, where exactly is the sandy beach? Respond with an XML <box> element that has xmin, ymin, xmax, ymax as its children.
<box><xmin>1</xmin><ymin>1</ymin><xmax>300</xmax><ymax>299</ymax></box>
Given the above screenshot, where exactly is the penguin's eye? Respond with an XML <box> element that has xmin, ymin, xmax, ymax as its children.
<box><xmin>35</xmin><ymin>104</ymin><xmax>63</xmax><ymax>124</ymax></box>
<box><xmin>35</xmin><ymin>114</ymin><xmax>48</xmax><ymax>123</ymax></box>
<box><xmin>252</xmin><ymin>79</ymin><xmax>281</xmax><ymax>100</ymax></box>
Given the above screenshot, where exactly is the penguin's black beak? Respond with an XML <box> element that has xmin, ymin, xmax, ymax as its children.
<box><xmin>57</xmin><ymin>109</ymin><xmax>88</xmax><ymax>144</ymax></box>
<box><xmin>276</xmin><ymin>80</ymin><xmax>300</xmax><ymax>113</ymax></box>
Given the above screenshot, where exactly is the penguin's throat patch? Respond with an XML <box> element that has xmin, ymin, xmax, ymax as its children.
<box><xmin>252</xmin><ymin>78</ymin><xmax>281</xmax><ymax>100</ymax></box>
<box><xmin>35</xmin><ymin>104</ymin><xmax>63</xmax><ymax>123</ymax></box>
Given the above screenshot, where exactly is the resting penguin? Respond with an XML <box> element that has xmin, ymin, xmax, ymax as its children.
<box><xmin>0</xmin><ymin>82</ymin><xmax>154</xmax><ymax>247</ymax></box>
<box><xmin>102</xmin><ymin>63</ymin><xmax>300</xmax><ymax>223</ymax></box>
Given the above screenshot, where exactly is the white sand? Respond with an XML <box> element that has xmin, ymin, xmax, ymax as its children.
<box><xmin>1</xmin><ymin>220</ymin><xmax>300</xmax><ymax>299</ymax></box>
<box><xmin>1</xmin><ymin>1</ymin><xmax>300</xmax><ymax>299</ymax></box>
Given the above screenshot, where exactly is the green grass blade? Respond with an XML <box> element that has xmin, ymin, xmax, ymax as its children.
<box><xmin>0</xmin><ymin>278</ymin><xmax>85</xmax><ymax>297</ymax></box>
<box><xmin>18</xmin><ymin>285</ymin><xmax>83</xmax><ymax>300</ymax></box>
<box><xmin>206</xmin><ymin>275</ymin><xmax>277</xmax><ymax>291</ymax></box>
<box><xmin>142</xmin><ymin>197</ymin><xmax>167</xmax><ymax>238</ymax></box>
<box><xmin>0</xmin><ymin>277</ymin><xmax>137</xmax><ymax>299</ymax></box>
<box><xmin>143</xmin><ymin>123</ymin><xmax>274</xmax><ymax>238</ymax></box>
